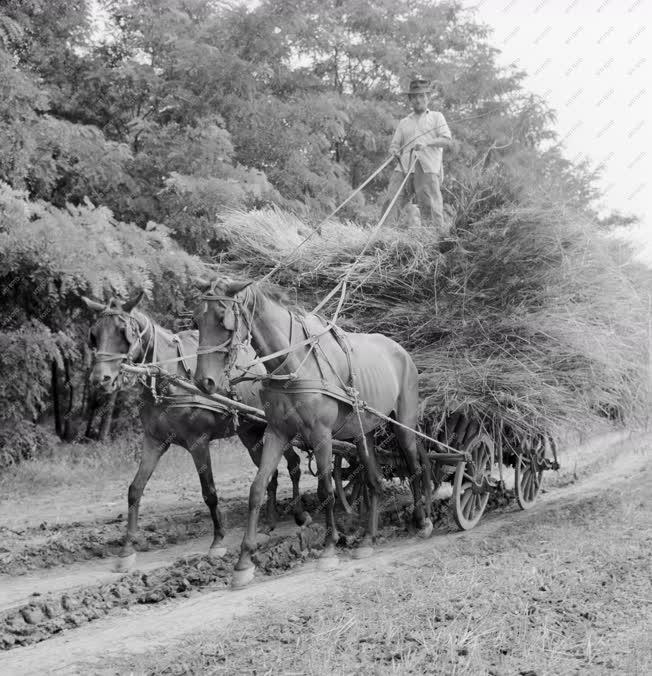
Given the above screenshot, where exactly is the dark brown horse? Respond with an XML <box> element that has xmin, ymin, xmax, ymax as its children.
<box><xmin>83</xmin><ymin>291</ymin><xmax>310</xmax><ymax>571</ymax></box>
<box><xmin>195</xmin><ymin>279</ymin><xmax>433</xmax><ymax>587</ymax></box>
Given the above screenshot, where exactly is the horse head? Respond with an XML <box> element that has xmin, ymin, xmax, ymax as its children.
<box><xmin>83</xmin><ymin>289</ymin><xmax>146</xmax><ymax>393</ymax></box>
<box><xmin>194</xmin><ymin>277</ymin><xmax>252</xmax><ymax>395</ymax></box>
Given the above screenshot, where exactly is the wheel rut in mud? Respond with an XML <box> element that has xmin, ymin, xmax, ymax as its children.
<box><xmin>0</xmin><ymin>497</ymin><xmax>457</xmax><ymax>650</ymax></box>
<box><xmin>0</xmin><ymin>491</ymin><xmax>320</xmax><ymax>577</ymax></box>
<box><xmin>0</xmin><ymin>429</ymin><xmax>641</xmax><ymax>656</ymax></box>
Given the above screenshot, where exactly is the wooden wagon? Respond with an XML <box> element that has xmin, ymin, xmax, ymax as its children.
<box><xmin>123</xmin><ymin>364</ymin><xmax>559</xmax><ymax>532</ymax></box>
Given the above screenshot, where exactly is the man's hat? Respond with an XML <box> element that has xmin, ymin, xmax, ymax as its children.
<box><xmin>401</xmin><ymin>76</ymin><xmax>432</xmax><ymax>95</ymax></box>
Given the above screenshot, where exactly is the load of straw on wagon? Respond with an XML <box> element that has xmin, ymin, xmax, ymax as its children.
<box><xmin>199</xmin><ymin>204</ymin><xmax>648</xmax><ymax>529</ymax></box>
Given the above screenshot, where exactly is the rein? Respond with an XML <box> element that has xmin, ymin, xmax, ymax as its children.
<box><xmin>198</xmin><ymin>286</ymin><xmax>370</xmax><ymax>451</ymax></box>
<box><xmin>198</xmin><ymin>285</ymin><xmax>341</xmax><ymax>387</ymax></box>
<box><xmin>195</xmin><ymin>287</ymin><xmax>257</xmax><ymax>397</ymax></box>
<box><xmin>195</xmin><ymin>176</ymin><xmax>471</xmax><ymax>454</ymax></box>
<box><xmin>196</xmin><ymin>152</ymin><xmax>418</xmax><ymax>382</ymax></box>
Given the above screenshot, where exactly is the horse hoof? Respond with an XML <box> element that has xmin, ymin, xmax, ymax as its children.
<box><xmin>208</xmin><ymin>546</ymin><xmax>227</xmax><ymax>561</ymax></box>
<box><xmin>298</xmin><ymin>512</ymin><xmax>312</xmax><ymax>528</ymax></box>
<box><xmin>317</xmin><ymin>555</ymin><xmax>339</xmax><ymax>572</ymax></box>
<box><xmin>417</xmin><ymin>518</ymin><xmax>433</xmax><ymax>539</ymax></box>
<box><xmin>113</xmin><ymin>552</ymin><xmax>136</xmax><ymax>573</ymax></box>
<box><xmin>352</xmin><ymin>546</ymin><xmax>373</xmax><ymax>560</ymax></box>
<box><xmin>231</xmin><ymin>566</ymin><xmax>255</xmax><ymax>589</ymax></box>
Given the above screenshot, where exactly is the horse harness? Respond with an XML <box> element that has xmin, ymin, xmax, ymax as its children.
<box><xmin>93</xmin><ymin>308</ymin><xmax>193</xmax><ymax>404</ymax></box>
<box><xmin>199</xmin><ymin>286</ymin><xmax>370</xmax><ymax>441</ymax></box>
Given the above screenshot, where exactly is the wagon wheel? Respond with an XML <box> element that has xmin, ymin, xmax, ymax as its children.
<box><xmin>514</xmin><ymin>435</ymin><xmax>548</xmax><ymax>510</ymax></box>
<box><xmin>451</xmin><ymin>432</ymin><xmax>494</xmax><ymax>531</ymax></box>
<box><xmin>333</xmin><ymin>454</ymin><xmax>368</xmax><ymax>514</ymax></box>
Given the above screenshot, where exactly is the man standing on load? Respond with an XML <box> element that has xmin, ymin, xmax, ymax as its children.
<box><xmin>384</xmin><ymin>76</ymin><xmax>453</xmax><ymax>231</ymax></box>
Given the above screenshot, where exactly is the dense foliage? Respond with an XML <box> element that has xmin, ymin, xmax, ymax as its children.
<box><xmin>0</xmin><ymin>0</ymin><xmax>643</xmax><ymax>459</ymax></box>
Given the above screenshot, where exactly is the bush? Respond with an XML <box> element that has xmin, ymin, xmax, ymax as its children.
<box><xmin>0</xmin><ymin>420</ymin><xmax>59</xmax><ymax>469</ymax></box>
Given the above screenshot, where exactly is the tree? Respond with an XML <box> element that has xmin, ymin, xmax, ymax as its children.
<box><xmin>0</xmin><ymin>0</ymin><xmax>623</xmax><ymax>456</ymax></box>
<box><xmin>0</xmin><ymin>180</ymin><xmax>207</xmax><ymax>445</ymax></box>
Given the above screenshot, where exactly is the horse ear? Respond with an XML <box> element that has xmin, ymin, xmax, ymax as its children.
<box><xmin>122</xmin><ymin>289</ymin><xmax>144</xmax><ymax>313</ymax></box>
<box><xmin>81</xmin><ymin>296</ymin><xmax>106</xmax><ymax>312</ymax></box>
<box><xmin>226</xmin><ymin>280</ymin><xmax>253</xmax><ymax>297</ymax></box>
<box><xmin>194</xmin><ymin>277</ymin><xmax>213</xmax><ymax>292</ymax></box>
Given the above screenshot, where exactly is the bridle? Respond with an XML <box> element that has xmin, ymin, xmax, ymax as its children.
<box><xmin>197</xmin><ymin>283</ymin><xmax>256</xmax><ymax>390</ymax></box>
<box><xmin>197</xmin><ymin>283</ymin><xmax>340</xmax><ymax>387</ymax></box>
<box><xmin>91</xmin><ymin>308</ymin><xmax>155</xmax><ymax>388</ymax></box>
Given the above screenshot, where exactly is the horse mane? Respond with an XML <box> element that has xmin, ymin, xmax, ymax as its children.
<box><xmin>131</xmin><ymin>308</ymin><xmax>192</xmax><ymax>344</ymax></box>
<box><xmin>250</xmin><ymin>283</ymin><xmax>305</xmax><ymax>316</ymax></box>
<box><xmin>101</xmin><ymin>297</ymin><xmax>188</xmax><ymax>343</ymax></box>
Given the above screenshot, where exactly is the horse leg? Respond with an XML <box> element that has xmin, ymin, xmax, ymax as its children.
<box><xmin>115</xmin><ymin>434</ymin><xmax>169</xmax><ymax>571</ymax></box>
<box><xmin>310</xmin><ymin>430</ymin><xmax>340</xmax><ymax>571</ymax></box>
<box><xmin>238</xmin><ymin>425</ymin><xmax>279</xmax><ymax>531</ymax></box>
<box><xmin>354</xmin><ymin>432</ymin><xmax>381</xmax><ymax>559</ymax></box>
<box><xmin>233</xmin><ymin>427</ymin><xmax>288</xmax><ymax>588</ymax></box>
<box><xmin>190</xmin><ymin>440</ymin><xmax>227</xmax><ymax>560</ymax></box>
<box><xmin>417</xmin><ymin>442</ymin><xmax>433</xmax><ymax>524</ymax></box>
<box><xmin>395</xmin><ymin>425</ymin><xmax>433</xmax><ymax>538</ymax></box>
<box><xmin>283</xmin><ymin>446</ymin><xmax>311</xmax><ymax>527</ymax></box>
<box><xmin>265</xmin><ymin>468</ymin><xmax>279</xmax><ymax>532</ymax></box>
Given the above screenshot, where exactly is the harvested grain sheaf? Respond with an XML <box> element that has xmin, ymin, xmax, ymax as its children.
<box><xmin>212</xmin><ymin>206</ymin><xmax>651</xmax><ymax>438</ymax></box>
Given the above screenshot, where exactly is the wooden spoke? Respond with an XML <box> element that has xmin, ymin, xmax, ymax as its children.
<box><xmin>333</xmin><ymin>454</ymin><xmax>367</xmax><ymax>515</ymax></box>
<box><xmin>460</xmin><ymin>488</ymin><xmax>474</xmax><ymax>510</ymax></box>
<box><xmin>452</xmin><ymin>432</ymin><xmax>494</xmax><ymax>531</ymax></box>
<box><xmin>462</xmin><ymin>493</ymin><xmax>475</xmax><ymax>520</ymax></box>
<box><xmin>515</xmin><ymin>434</ymin><xmax>547</xmax><ymax>510</ymax></box>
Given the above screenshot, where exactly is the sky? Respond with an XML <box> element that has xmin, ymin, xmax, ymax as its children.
<box><xmin>460</xmin><ymin>0</ymin><xmax>651</xmax><ymax>260</ymax></box>
<box><xmin>89</xmin><ymin>0</ymin><xmax>650</xmax><ymax>257</ymax></box>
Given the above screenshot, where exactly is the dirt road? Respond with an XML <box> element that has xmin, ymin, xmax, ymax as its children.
<box><xmin>1</xmin><ymin>429</ymin><xmax>649</xmax><ymax>675</ymax></box>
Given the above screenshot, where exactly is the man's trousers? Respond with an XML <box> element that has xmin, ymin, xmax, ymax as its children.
<box><xmin>382</xmin><ymin>162</ymin><xmax>445</xmax><ymax>231</ymax></box>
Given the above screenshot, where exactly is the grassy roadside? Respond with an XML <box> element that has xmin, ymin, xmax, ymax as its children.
<box><xmin>115</xmin><ymin>460</ymin><xmax>651</xmax><ymax>676</ymax></box>
<box><xmin>0</xmin><ymin>435</ymin><xmax>248</xmax><ymax>493</ymax></box>
<box><xmin>0</xmin><ymin>435</ymin><xmax>250</xmax><ymax>519</ymax></box>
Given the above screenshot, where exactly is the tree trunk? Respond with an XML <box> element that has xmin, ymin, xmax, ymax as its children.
<box><xmin>85</xmin><ymin>392</ymin><xmax>97</xmax><ymax>439</ymax></box>
<box><xmin>51</xmin><ymin>359</ymin><xmax>63</xmax><ymax>438</ymax></box>
<box><xmin>63</xmin><ymin>356</ymin><xmax>74</xmax><ymax>440</ymax></box>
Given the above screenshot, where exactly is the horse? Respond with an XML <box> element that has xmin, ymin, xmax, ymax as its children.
<box><xmin>82</xmin><ymin>291</ymin><xmax>311</xmax><ymax>571</ymax></box>
<box><xmin>194</xmin><ymin>279</ymin><xmax>433</xmax><ymax>587</ymax></box>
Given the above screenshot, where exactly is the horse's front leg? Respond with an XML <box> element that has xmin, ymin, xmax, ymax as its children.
<box><xmin>115</xmin><ymin>434</ymin><xmax>169</xmax><ymax>572</ymax></box>
<box><xmin>238</xmin><ymin>424</ymin><xmax>280</xmax><ymax>531</ymax></box>
<box><xmin>233</xmin><ymin>427</ymin><xmax>289</xmax><ymax>588</ymax></box>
